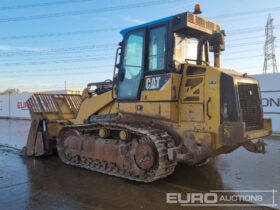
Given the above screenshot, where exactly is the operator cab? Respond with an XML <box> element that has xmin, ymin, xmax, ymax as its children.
<box><xmin>115</xmin><ymin>6</ymin><xmax>224</xmax><ymax>101</ymax></box>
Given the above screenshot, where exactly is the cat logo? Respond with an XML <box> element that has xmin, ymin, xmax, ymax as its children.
<box><xmin>145</xmin><ymin>77</ymin><xmax>161</xmax><ymax>90</ymax></box>
<box><xmin>143</xmin><ymin>74</ymin><xmax>171</xmax><ymax>91</ymax></box>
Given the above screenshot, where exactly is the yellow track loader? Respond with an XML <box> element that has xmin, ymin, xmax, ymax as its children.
<box><xmin>22</xmin><ymin>5</ymin><xmax>272</xmax><ymax>182</ymax></box>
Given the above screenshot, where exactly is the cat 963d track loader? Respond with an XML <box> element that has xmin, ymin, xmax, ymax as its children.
<box><xmin>22</xmin><ymin>4</ymin><xmax>272</xmax><ymax>182</ymax></box>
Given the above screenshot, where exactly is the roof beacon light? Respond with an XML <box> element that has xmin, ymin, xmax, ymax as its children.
<box><xmin>194</xmin><ymin>4</ymin><xmax>202</xmax><ymax>14</ymax></box>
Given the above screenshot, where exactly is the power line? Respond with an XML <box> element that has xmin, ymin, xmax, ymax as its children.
<box><xmin>0</xmin><ymin>47</ymin><xmax>111</xmax><ymax>58</ymax></box>
<box><xmin>227</xmin><ymin>25</ymin><xmax>280</xmax><ymax>35</ymax></box>
<box><xmin>0</xmin><ymin>53</ymin><xmax>263</xmax><ymax>68</ymax></box>
<box><xmin>3</xmin><ymin>25</ymin><xmax>254</xmax><ymax>42</ymax></box>
<box><xmin>0</xmin><ymin>42</ymin><xmax>270</xmax><ymax>66</ymax></box>
<box><xmin>0</xmin><ymin>27</ymin><xmax>121</xmax><ymax>40</ymax></box>
<box><xmin>223</xmin><ymin>54</ymin><xmax>262</xmax><ymax>61</ymax></box>
<box><xmin>0</xmin><ymin>40</ymin><xmax>268</xmax><ymax>57</ymax></box>
<box><xmin>209</xmin><ymin>6</ymin><xmax>280</xmax><ymax>20</ymax></box>
<box><xmin>227</xmin><ymin>35</ymin><xmax>264</xmax><ymax>42</ymax></box>
<box><xmin>227</xmin><ymin>41</ymin><xmax>271</xmax><ymax>48</ymax></box>
<box><xmin>226</xmin><ymin>47</ymin><xmax>263</xmax><ymax>55</ymax></box>
<box><xmin>0</xmin><ymin>24</ymin><xmax>275</xmax><ymax>41</ymax></box>
<box><xmin>0</xmin><ymin>44</ymin><xmax>115</xmax><ymax>56</ymax></box>
<box><xmin>0</xmin><ymin>48</ymin><xmax>115</xmax><ymax>58</ymax></box>
<box><xmin>0</xmin><ymin>0</ymin><xmax>96</xmax><ymax>11</ymax></box>
<box><xmin>0</xmin><ymin>69</ymin><xmax>113</xmax><ymax>77</ymax></box>
<box><xmin>0</xmin><ymin>41</ymin><xmax>268</xmax><ymax>63</ymax></box>
<box><xmin>0</xmin><ymin>43</ymin><xmax>264</xmax><ymax>62</ymax></box>
<box><xmin>0</xmin><ymin>2</ymin><xmax>278</xmax><ymax>24</ymax></box>
<box><xmin>229</xmin><ymin>26</ymin><xmax>276</xmax><ymax>36</ymax></box>
<box><xmin>1</xmin><ymin>64</ymin><xmax>266</xmax><ymax>78</ymax></box>
<box><xmin>0</xmin><ymin>0</ymin><xmax>187</xmax><ymax>23</ymax></box>
<box><xmin>0</xmin><ymin>56</ymin><xmax>115</xmax><ymax>66</ymax></box>
<box><xmin>228</xmin><ymin>26</ymin><xmax>263</xmax><ymax>34</ymax></box>
<box><xmin>0</xmin><ymin>53</ymin><xmax>115</xmax><ymax>62</ymax></box>
<box><xmin>0</xmin><ymin>65</ymin><xmax>112</xmax><ymax>74</ymax></box>
<box><xmin>0</xmin><ymin>40</ymin><xmax>272</xmax><ymax>63</ymax></box>
<box><xmin>0</xmin><ymin>60</ymin><xmax>264</xmax><ymax>75</ymax></box>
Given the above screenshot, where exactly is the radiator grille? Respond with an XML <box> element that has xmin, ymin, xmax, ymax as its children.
<box><xmin>238</xmin><ymin>83</ymin><xmax>262</xmax><ymax>130</ymax></box>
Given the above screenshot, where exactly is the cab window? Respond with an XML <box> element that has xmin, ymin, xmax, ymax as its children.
<box><xmin>118</xmin><ymin>30</ymin><xmax>144</xmax><ymax>100</ymax></box>
<box><xmin>174</xmin><ymin>33</ymin><xmax>205</xmax><ymax>70</ymax></box>
<box><xmin>148</xmin><ymin>26</ymin><xmax>167</xmax><ymax>71</ymax></box>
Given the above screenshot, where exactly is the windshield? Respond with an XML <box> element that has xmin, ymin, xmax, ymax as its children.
<box><xmin>173</xmin><ymin>33</ymin><xmax>206</xmax><ymax>70</ymax></box>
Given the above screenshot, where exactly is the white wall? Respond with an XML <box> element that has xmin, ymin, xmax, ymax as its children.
<box><xmin>0</xmin><ymin>95</ymin><xmax>10</xmax><ymax>118</ymax></box>
<box><xmin>10</xmin><ymin>93</ymin><xmax>32</xmax><ymax>118</ymax></box>
<box><xmin>252</xmin><ymin>73</ymin><xmax>280</xmax><ymax>133</ymax></box>
<box><xmin>0</xmin><ymin>93</ymin><xmax>31</xmax><ymax>119</ymax></box>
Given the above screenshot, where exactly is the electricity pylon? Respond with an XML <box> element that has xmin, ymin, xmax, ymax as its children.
<box><xmin>263</xmin><ymin>14</ymin><xmax>278</xmax><ymax>74</ymax></box>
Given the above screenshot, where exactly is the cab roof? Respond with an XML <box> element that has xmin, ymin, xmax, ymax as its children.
<box><xmin>120</xmin><ymin>11</ymin><xmax>221</xmax><ymax>37</ymax></box>
<box><xmin>120</xmin><ymin>16</ymin><xmax>172</xmax><ymax>37</ymax></box>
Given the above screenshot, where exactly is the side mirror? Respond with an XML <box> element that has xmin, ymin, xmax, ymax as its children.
<box><xmin>118</xmin><ymin>41</ymin><xmax>123</xmax><ymax>47</ymax></box>
<box><xmin>115</xmin><ymin>63</ymin><xmax>121</xmax><ymax>69</ymax></box>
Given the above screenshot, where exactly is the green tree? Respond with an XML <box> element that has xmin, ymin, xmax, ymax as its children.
<box><xmin>0</xmin><ymin>88</ymin><xmax>21</xmax><ymax>95</ymax></box>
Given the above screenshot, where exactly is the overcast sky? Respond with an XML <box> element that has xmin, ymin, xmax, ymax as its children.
<box><xmin>0</xmin><ymin>0</ymin><xmax>279</xmax><ymax>92</ymax></box>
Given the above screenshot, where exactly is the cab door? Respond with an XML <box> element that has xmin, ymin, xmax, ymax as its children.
<box><xmin>117</xmin><ymin>29</ymin><xmax>145</xmax><ymax>100</ymax></box>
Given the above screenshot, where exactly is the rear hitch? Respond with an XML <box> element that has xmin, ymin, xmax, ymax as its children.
<box><xmin>242</xmin><ymin>139</ymin><xmax>267</xmax><ymax>154</ymax></box>
<box><xmin>167</xmin><ymin>147</ymin><xmax>195</xmax><ymax>165</ymax></box>
<box><xmin>167</xmin><ymin>131</ymin><xmax>214</xmax><ymax>165</ymax></box>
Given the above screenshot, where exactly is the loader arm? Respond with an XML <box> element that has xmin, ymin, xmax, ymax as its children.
<box><xmin>70</xmin><ymin>90</ymin><xmax>115</xmax><ymax>124</ymax></box>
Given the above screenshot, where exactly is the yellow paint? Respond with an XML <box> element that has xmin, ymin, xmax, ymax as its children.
<box><xmin>71</xmin><ymin>91</ymin><xmax>114</xmax><ymax>124</ymax></box>
<box><xmin>29</xmin><ymin>63</ymin><xmax>271</xmax><ymax>153</ymax></box>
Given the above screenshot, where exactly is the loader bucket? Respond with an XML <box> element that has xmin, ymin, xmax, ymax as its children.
<box><xmin>22</xmin><ymin>93</ymin><xmax>82</xmax><ymax>156</ymax></box>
